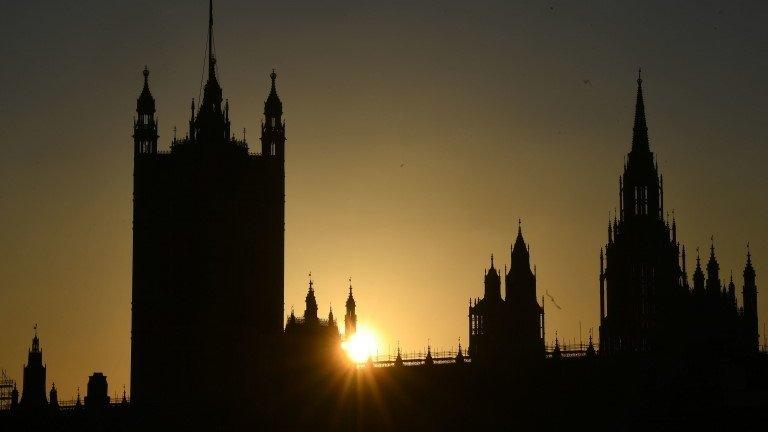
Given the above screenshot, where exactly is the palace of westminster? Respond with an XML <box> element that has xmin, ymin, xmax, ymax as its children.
<box><xmin>1</xmin><ymin>2</ymin><xmax>765</xmax><ymax>430</ymax></box>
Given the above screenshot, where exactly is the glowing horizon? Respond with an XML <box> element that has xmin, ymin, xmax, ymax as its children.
<box><xmin>1</xmin><ymin>1</ymin><xmax>767</xmax><ymax>400</ymax></box>
<box><xmin>342</xmin><ymin>325</ymin><xmax>379</xmax><ymax>364</ymax></box>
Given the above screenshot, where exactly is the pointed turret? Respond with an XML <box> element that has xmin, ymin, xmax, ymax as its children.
<box><xmin>49</xmin><ymin>383</ymin><xmax>58</xmax><ymax>410</ymax></box>
<box><xmin>328</xmin><ymin>306</ymin><xmax>335</xmax><ymax>325</ymax></box>
<box><xmin>506</xmin><ymin>220</ymin><xmax>536</xmax><ymax>302</ymax></box>
<box><xmin>193</xmin><ymin>0</ymin><xmax>229</xmax><ymax>144</ymax></box>
<box><xmin>21</xmin><ymin>325</ymin><xmax>47</xmax><ymax>409</ymax></box>
<box><xmin>706</xmin><ymin>237</ymin><xmax>721</xmax><ymax>296</ymax></box>
<box><xmin>137</xmin><ymin>67</ymin><xmax>156</xmax><ymax>116</ymax></box>
<box><xmin>304</xmin><ymin>274</ymin><xmax>318</xmax><ymax>323</ymax></box>
<box><xmin>133</xmin><ymin>67</ymin><xmax>158</xmax><ymax>155</ymax></box>
<box><xmin>424</xmin><ymin>343</ymin><xmax>434</xmax><ymax>366</ymax></box>
<box><xmin>742</xmin><ymin>243</ymin><xmax>759</xmax><ymax>351</ymax></box>
<box><xmin>286</xmin><ymin>307</ymin><xmax>297</xmax><ymax>329</ymax></box>
<box><xmin>265</xmin><ymin>70</ymin><xmax>283</xmax><ymax>119</ymax></box>
<box><xmin>345</xmin><ymin>278</ymin><xmax>357</xmax><ymax>337</ymax></box>
<box><xmin>692</xmin><ymin>247</ymin><xmax>705</xmax><ymax>295</ymax></box>
<box><xmin>455</xmin><ymin>340</ymin><xmax>465</xmax><ymax>364</ymax></box>
<box><xmin>484</xmin><ymin>254</ymin><xmax>502</xmax><ymax>301</ymax></box>
<box><xmin>261</xmin><ymin>69</ymin><xmax>286</xmax><ymax>158</ymax></box>
<box><xmin>511</xmin><ymin>219</ymin><xmax>530</xmax><ymax>264</ymax></box>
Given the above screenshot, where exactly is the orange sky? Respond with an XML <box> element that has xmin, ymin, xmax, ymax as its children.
<box><xmin>1</xmin><ymin>1</ymin><xmax>767</xmax><ymax>400</ymax></box>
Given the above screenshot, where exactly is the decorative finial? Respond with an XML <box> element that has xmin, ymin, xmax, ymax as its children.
<box><xmin>490</xmin><ymin>253</ymin><xmax>494</xmax><ymax>268</ymax></box>
<box><xmin>143</xmin><ymin>66</ymin><xmax>149</xmax><ymax>82</ymax></box>
<box><xmin>518</xmin><ymin>218</ymin><xmax>522</xmax><ymax>231</ymax></box>
<box><xmin>637</xmin><ymin>67</ymin><xmax>642</xmax><ymax>84</ymax></box>
<box><xmin>271</xmin><ymin>69</ymin><xmax>277</xmax><ymax>82</ymax></box>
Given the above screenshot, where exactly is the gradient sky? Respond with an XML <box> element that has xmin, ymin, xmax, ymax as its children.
<box><xmin>1</xmin><ymin>0</ymin><xmax>767</xmax><ymax>400</ymax></box>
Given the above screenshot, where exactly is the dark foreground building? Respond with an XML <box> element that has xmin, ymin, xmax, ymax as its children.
<box><xmin>284</xmin><ymin>277</ymin><xmax>345</xmax><ymax>365</ymax></box>
<box><xmin>2</xmin><ymin>1</ymin><xmax>768</xmax><ymax>429</ymax></box>
<box><xmin>468</xmin><ymin>224</ymin><xmax>545</xmax><ymax>366</ymax></box>
<box><xmin>599</xmin><ymin>74</ymin><xmax>759</xmax><ymax>357</ymax></box>
<box><xmin>130</xmin><ymin>0</ymin><xmax>285</xmax><ymax>423</ymax></box>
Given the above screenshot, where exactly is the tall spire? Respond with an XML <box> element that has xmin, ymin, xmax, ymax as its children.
<box><xmin>194</xmin><ymin>0</ymin><xmax>226</xmax><ymax>144</ymax></box>
<box><xmin>208</xmin><ymin>0</ymin><xmax>215</xmax><ymax>78</ymax></box>
<box><xmin>631</xmin><ymin>68</ymin><xmax>650</xmax><ymax>153</ymax></box>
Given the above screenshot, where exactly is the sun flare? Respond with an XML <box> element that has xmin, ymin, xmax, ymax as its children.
<box><xmin>342</xmin><ymin>326</ymin><xmax>379</xmax><ymax>363</ymax></box>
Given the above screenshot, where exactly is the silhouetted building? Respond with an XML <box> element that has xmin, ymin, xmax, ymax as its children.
<box><xmin>20</xmin><ymin>328</ymin><xmax>47</xmax><ymax>410</ymax></box>
<box><xmin>130</xmin><ymin>0</ymin><xmax>285</xmax><ymax>413</ymax></box>
<box><xmin>284</xmin><ymin>276</ymin><xmax>343</xmax><ymax>365</ymax></box>
<box><xmin>85</xmin><ymin>373</ymin><xmax>110</xmax><ymax>409</ymax></box>
<box><xmin>599</xmin><ymin>73</ymin><xmax>759</xmax><ymax>356</ymax></box>
<box><xmin>469</xmin><ymin>223</ymin><xmax>545</xmax><ymax>365</ymax></box>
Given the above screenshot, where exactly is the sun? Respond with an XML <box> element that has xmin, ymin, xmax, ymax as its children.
<box><xmin>342</xmin><ymin>325</ymin><xmax>379</xmax><ymax>363</ymax></box>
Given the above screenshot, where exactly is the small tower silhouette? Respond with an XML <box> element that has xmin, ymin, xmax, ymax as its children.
<box><xmin>133</xmin><ymin>67</ymin><xmax>158</xmax><ymax>155</ymax></box>
<box><xmin>424</xmin><ymin>342</ymin><xmax>434</xmax><ymax>366</ymax></box>
<box><xmin>552</xmin><ymin>332</ymin><xmax>562</xmax><ymax>361</ymax></box>
<box><xmin>742</xmin><ymin>243</ymin><xmax>759</xmax><ymax>351</ymax></box>
<box><xmin>304</xmin><ymin>274</ymin><xmax>319</xmax><ymax>323</ymax></box>
<box><xmin>21</xmin><ymin>325</ymin><xmax>47</xmax><ymax>409</ymax></box>
<box><xmin>345</xmin><ymin>278</ymin><xmax>357</xmax><ymax>338</ymax></box>
<box><xmin>49</xmin><ymin>383</ymin><xmax>58</xmax><ymax>410</ymax></box>
<box><xmin>261</xmin><ymin>69</ymin><xmax>286</xmax><ymax>158</ymax></box>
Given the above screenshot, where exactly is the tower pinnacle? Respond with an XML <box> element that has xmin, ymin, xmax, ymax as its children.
<box><xmin>631</xmin><ymin>69</ymin><xmax>650</xmax><ymax>153</ymax></box>
<box><xmin>345</xmin><ymin>277</ymin><xmax>358</xmax><ymax>337</ymax></box>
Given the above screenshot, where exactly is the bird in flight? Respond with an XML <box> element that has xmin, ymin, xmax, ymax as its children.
<box><xmin>546</xmin><ymin>291</ymin><xmax>562</xmax><ymax>310</ymax></box>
